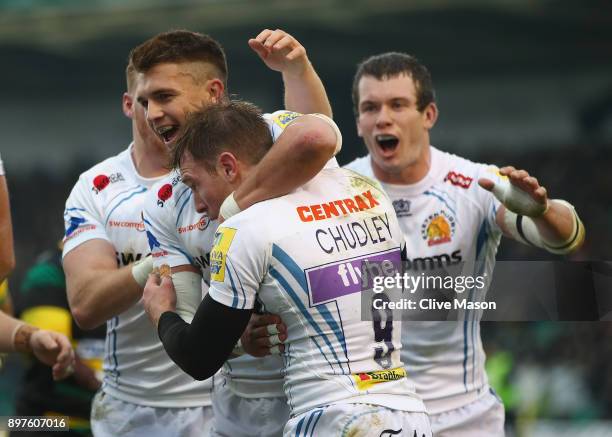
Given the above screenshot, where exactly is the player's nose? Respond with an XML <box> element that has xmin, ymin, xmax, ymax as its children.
<box><xmin>375</xmin><ymin>105</ymin><xmax>393</xmax><ymax>127</ymax></box>
<box><xmin>146</xmin><ymin>101</ymin><xmax>164</xmax><ymax>123</ymax></box>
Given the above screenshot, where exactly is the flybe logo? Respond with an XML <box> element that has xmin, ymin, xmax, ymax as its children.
<box><xmin>297</xmin><ymin>190</ymin><xmax>380</xmax><ymax>222</ymax></box>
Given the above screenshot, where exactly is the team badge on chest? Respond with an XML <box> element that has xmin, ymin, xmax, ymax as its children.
<box><xmin>421</xmin><ymin>210</ymin><xmax>455</xmax><ymax>246</ymax></box>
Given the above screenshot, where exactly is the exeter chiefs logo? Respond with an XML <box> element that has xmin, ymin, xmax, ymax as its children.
<box><xmin>421</xmin><ymin>210</ymin><xmax>455</xmax><ymax>246</ymax></box>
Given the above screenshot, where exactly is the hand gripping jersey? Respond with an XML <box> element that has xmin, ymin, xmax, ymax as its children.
<box><xmin>345</xmin><ymin>146</ymin><xmax>504</xmax><ymax>414</ymax></box>
<box><xmin>208</xmin><ymin>167</ymin><xmax>426</xmax><ymax>417</ymax></box>
<box><xmin>62</xmin><ymin>144</ymin><xmax>211</xmax><ymax>407</ymax></box>
<box><xmin>142</xmin><ymin>110</ymin><xmax>306</xmax><ymax>398</ymax></box>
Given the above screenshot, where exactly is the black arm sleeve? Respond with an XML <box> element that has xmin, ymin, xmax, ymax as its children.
<box><xmin>158</xmin><ymin>294</ymin><xmax>252</xmax><ymax>380</ymax></box>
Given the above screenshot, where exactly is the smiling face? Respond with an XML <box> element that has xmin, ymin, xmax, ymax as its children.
<box><xmin>135</xmin><ymin>62</ymin><xmax>224</xmax><ymax>147</ymax></box>
<box><xmin>356</xmin><ymin>73</ymin><xmax>438</xmax><ymax>184</ymax></box>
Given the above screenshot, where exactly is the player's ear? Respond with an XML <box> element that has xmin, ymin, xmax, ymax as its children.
<box><xmin>207</xmin><ymin>79</ymin><xmax>225</xmax><ymax>104</ymax></box>
<box><xmin>423</xmin><ymin>102</ymin><xmax>438</xmax><ymax>130</ymax></box>
<box><xmin>356</xmin><ymin>115</ymin><xmax>363</xmax><ymax>138</ymax></box>
<box><xmin>217</xmin><ymin>152</ymin><xmax>239</xmax><ymax>182</ymax></box>
<box><xmin>123</xmin><ymin>92</ymin><xmax>134</xmax><ymax>119</ymax></box>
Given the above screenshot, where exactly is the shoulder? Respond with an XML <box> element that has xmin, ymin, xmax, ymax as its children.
<box><xmin>145</xmin><ymin>170</ymin><xmax>189</xmax><ymax>212</ymax></box>
<box><xmin>70</xmin><ymin>148</ymin><xmax>135</xmax><ymax>199</ymax></box>
<box><xmin>433</xmin><ymin>147</ymin><xmax>499</xmax><ymax>192</ymax></box>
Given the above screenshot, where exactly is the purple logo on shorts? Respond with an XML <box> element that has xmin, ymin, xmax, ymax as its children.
<box><xmin>305</xmin><ymin>248</ymin><xmax>401</xmax><ymax>305</ymax></box>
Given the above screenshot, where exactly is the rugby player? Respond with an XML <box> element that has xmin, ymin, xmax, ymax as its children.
<box><xmin>345</xmin><ymin>52</ymin><xmax>585</xmax><ymax>436</ymax></box>
<box><xmin>63</xmin><ymin>29</ymin><xmax>338</xmax><ymax>436</ymax></box>
<box><xmin>135</xmin><ymin>29</ymin><xmax>337</xmax><ymax>436</ymax></box>
<box><xmin>143</xmin><ymin>100</ymin><xmax>432</xmax><ymax>437</ymax></box>
<box><xmin>0</xmin><ymin>152</ymin><xmax>15</xmax><ymax>281</ymax></box>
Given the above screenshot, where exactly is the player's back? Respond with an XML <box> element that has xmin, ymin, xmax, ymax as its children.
<box><xmin>213</xmin><ymin>167</ymin><xmax>425</xmax><ymax>416</ymax></box>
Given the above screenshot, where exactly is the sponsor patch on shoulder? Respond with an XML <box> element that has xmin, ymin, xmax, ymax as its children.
<box><xmin>272</xmin><ymin>111</ymin><xmax>301</xmax><ymax>129</ymax></box>
<box><xmin>210</xmin><ymin>227</ymin><xmax>237</xmax><ymax>282</ymax></box>
<box><xmin>352</xmin><ymin>367</ymin><xmax>407</xmax><ymax>391</ymax></box>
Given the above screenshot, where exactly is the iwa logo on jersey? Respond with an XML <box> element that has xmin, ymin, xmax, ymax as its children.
<box><xmin>421</xmin><ymin>210</ymin><xmax>455</xmax><ymax>246</ymax></box>
<box><xmin>352</xmin><ymin>367</ymin><xmax>407</xmax><ymax>391</ymax></box>
<box><xmin>272</xmin><ymin>111</ymin><xmax>301</xmax><ymax>129</ymax></box>
<box><xmin>210</xmin><ymin>227</ymin><xmax>237</xmax><ymax>282</ymax></box>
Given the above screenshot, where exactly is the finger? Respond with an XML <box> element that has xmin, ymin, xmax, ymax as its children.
<box><xmin>248</xmin><ymin>39</ymin><xmax>269</xmax><ymax>59</ymax></box>
<box><xmin>249</xmin><ymin>325</ymin><xmax>273</xmax><ymax>341</ymax></box>
<box><xmin>525</xmin><ymin>176</ymin><xmax>539</xmax><ymax>189</ymax></box>
<box><xmin>145</xmin><ymin>273</ymin><xmax>160</xmax><ymax>288</ymax></box>
<box><xmin>509</xmin><ymin>170</ymin><xmax>529</xmax><ymax>181</ymax></box>
<box><xmin>264</xmin><ymin>30</ymin><xmax>286</xmax><ymax>48</ymax></box>
<box><xmin>250</xmin><ymin>314</ymin><xmax>281</xmax><ymax>328</ymax></box>
<box><xmin>39</xmin><ymin>333</ymin><xmax>59</xmax><ymax>351</ymax></box>
<box><xmin>478</xmin><ymin>178</ymin><xmax>495</xmax><ymax>191</ymax></box>
<box><xmin>254</xmin><ymin>29</ymin><xmax>273</xmax><ymax>44</ymax></box>
<box><xmin>534</xmin><ymin>186</ymin><xmax>547</xmax><ymax>201</ymax></box>
<box><xmin>272</xmin><ymin>34</ymin><xmax>294</xmax><ymax>51</ymax></box>
<box><xmin>499</xmin><ymin>166</ymin><xmax>516</xmax><ymax>176</ymax></box>
<box><xmin>285</xmin><ymin>46</ymin><xmax>306</xmax><ymax>62</ymax></box>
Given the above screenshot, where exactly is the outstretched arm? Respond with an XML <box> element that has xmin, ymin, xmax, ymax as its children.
<box><xmin>249</xmin><ymin>29</ymin><xmax>332</xmax><ymax>117</ymax></box>
<box><xmin>480</xmin><ymin>166</ymin><xmax>584</xmax><ymax>254</ymax></box>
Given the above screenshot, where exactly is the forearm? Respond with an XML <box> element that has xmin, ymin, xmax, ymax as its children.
<box><xmin>157</xmin><ymin>294</ymin><xmax>251</xmax><ymax>380</ymax></box>
<box><xmin>0</xmin><ymin>311</ymin><xmax>20</xmax><ymax>351</ymax></box>
<box><xmin>283</xmin><ymin>63</ymin><xmax>332</xmax><ymax>117</ymax></box>
<box><xmin>233</xmin><ymin>115</ymin><xmax>338</xmax><ymax>209</ymax></box>
<box><xmin>0</xmin><ymin>176</ymin><xmax>15</xmax><ymax>281</ymax></box>
<box><xmin>500</xmin><ymin>199</ymin><xmax>585</xmax><ymax>254</ymax></box>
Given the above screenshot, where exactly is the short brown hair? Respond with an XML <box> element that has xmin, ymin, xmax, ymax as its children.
<box><xmin>171</xmin><ymin>100</ymin><xmax>273</xmax><ymax>171</ymax></box>
<box><xmin>125</xmin><ymin>61</ymin><xmax>136</xmax><ymax>94</ymax></box>
<box><xmin>129</xmin><ymin>30</ymin><xmax>228</xmax><ymax>87</ymax></box>
<box><xmin>352</xmin><ymin>52</ymin><xmax>435</xmax><ymax>115</ymax></box>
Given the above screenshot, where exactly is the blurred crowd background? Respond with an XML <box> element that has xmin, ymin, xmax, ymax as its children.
<box><xmin>0</xmin><ymin>0</ymin><xmax>611</xmax><ymax>435</ymax></box>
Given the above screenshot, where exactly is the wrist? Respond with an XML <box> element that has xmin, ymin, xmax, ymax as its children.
<box><xmin>219</xmin><ymin>192</ymin><xmax>242</xmax><ymax>220</ymax></box>
<box><xmin>12</xmin><ymin>323</ymin><xmax>40</xmax><ymax>353</ymax></box>
<box><xmin>132</xmin><ymin>255</ymin><xmax>153</xmax><ymax>287</ymax></box>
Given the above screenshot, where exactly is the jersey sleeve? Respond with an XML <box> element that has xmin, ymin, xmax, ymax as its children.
<box><xmin>207</xmin><ymin>223</ymin><xmax>268</xmax><ymax>310</ymax></box>
<box><xmin>475</xmin><ymin>164</ymin><xmax>505</xmax><ymax>235</ymax></box>
<box><xmin>142</xmin><ymin>184</ymin><xmax>194</xmax><ymax>269</ymax></box>
<box><xmin>264</xmin><ymin>110</ymin><xmax>302</xmax><ymax>141</ymax></box>
<box><xmin>62</xmin><ymin>175</ymin><xmax>109</xmax><ymax>256</ymax></box>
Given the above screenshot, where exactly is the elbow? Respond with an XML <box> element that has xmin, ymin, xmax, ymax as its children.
<box><xmin>70</xmin><ymin>303</ymin><xmax>103</xmax><ymax>330</ymax></box>
<box><xmin>296</xmin><ymin>119</ymin><xmax>338</xmax><ymax>162</ymax></box>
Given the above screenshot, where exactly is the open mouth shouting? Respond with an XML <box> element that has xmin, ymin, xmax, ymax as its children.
<box><xmin>375</xmin><ymin>134</ymin><xmax>399</xmax><ymax>155</ymax></box>
<box><xmin>157</xmin><ymin>125</ymin><xmax>180</xmax><ymax>144</ymax></box>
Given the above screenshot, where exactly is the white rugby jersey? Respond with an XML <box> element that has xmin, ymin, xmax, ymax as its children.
<box><xmin>345</xmin><ymin>146</ymin><xmax>504</xmax><ymax>414</ymax></box>
<box><xmin>208</xmin><ymin>168</ymin><xmax>426</xmax><ymax>417</ymax></box>
<box><xmin>62</xmin><ymin>144</ymin><xmax>211</xmax><ymax>407</ymax></box>
<box><xmin>142</xmin><ymin>110</ymin><xmax>309</xmax><ymax>398</ymax></box>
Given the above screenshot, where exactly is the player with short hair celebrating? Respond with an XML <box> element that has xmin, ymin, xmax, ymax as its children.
<box><xmin>64</xmin><ymin>29</ymin><xmax>339</xmax><ymax>436</ymax></box>
<box><xmin>136</xmin><ymin>29</ymin><xmax>338</xmax><ymax>436</ymax></box>
<box><xmin>143</xmin><ymin>100</ymin><xmax>432</xmax><ymax>437</ymax></box>
<box><xmin>345</xmin><ymin>52</ymin><xmax>584</xmax><ymax>436</ymax></box>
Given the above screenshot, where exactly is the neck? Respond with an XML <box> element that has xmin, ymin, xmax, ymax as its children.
<box><xmin>372</xmin><ymin>144</ymin><xmax>432</xmax><ymax>185</ymax></box>
<box><xmin>131</xmin><ymin>132</ymin><xmax>169</xmax><ymax>179</ymax></box>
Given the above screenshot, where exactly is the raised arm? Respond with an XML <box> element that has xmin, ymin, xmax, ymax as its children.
<box><xmin>0</xmin><ymin>154</ymin><xmax>15</xmax><ymax>281</ymax></box>
<box><xmin>249</xmin><ymin>29</ymin><xmax>332</xmax><ymax>117</ymax></box>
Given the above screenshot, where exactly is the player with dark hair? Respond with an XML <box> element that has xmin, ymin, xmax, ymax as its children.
<box><xmin>346</xmin><ymin>51</ymin><xmax>584</xmax><ymax>436</ymax></box>
<box><xmin>64</xmin><ymin>28</ymin><xmax>337</xmax><ymax>436</ymax></box>
<box><xmin>137</xmin><ymin>29</ymin><xmax>338</xmax><ymax>436</ymax></box>
<box><xmin>144</xmin><ymin>100</ymin><xmax>432</xmax><ymax>437</ymax></box>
